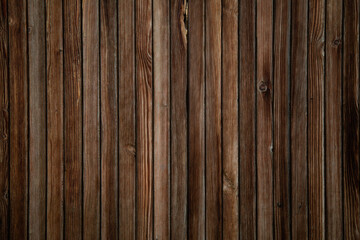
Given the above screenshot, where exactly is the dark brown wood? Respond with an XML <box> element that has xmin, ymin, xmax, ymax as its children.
<box><xmin>8</xmin><ymin>0</ymin><xmax>28</xmax><ymax>238</ymax></box>
<box><xmin>170</xmin><ymin>0</ymin><xmax>188</xmax><ymax>239</ymax></box>
<box><xmin>343</xmin><ymin>0</ymin><xmax>360</xmax><ymax>238</ymax></box>
<box><xmin>64</xmin><ymin>0</ymin><xmax>82</xmax><ymax>238</ymax></box>
<box><xmin>308</xmin><ymin>0</ymin><xmax>325</xmax><ymax>238</ymax></box>
<box><xmin>136</xmin><ymin>0</ymin><xmax>153</xmax><ymax>238</ymax></box>
<box><xmin>325</xmin><ymin>0</ymin><xmax>343</xmax><ymax>238</ymax></box>
<box><xmin>119</xmin><ymin>0</ymin><xmax>136</xmax><ymax>238</ymax></box>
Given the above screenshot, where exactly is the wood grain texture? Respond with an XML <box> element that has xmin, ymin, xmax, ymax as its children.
<box><xmin>154</xmin><ymin>0</ymin><xmax>170</xmax><ymax>238</ymax></box>
<box><xmin>222</xmin><ymin>0</ymin><xmax>238</xmax><ymax>239</ymax></box>
<box><xmin>0</xmin><ymin>0</ymin><xmax>9</xmax><ymax>238</ymax></box>
<box><xmin>325</xmin><ymin>0</ymin><xmax>343</xmax><ymax>238</ymax></box>
<box><xmin>46</xmin><ymin>0</ymin><xmax>64</xmax><ymax>239</ymax></box>
<box><xmin>239</xmin><ymin>0</ymin><xmax>256</xmax><ymax>237</ymax></box>
<box><xmin>343</xmin><ymin>0</ymin><xmax>360</xmax><ymax>238</ymax></box>
<box><xmin>170</xmin><ymin>0</ymin><xmax>188</xmax><ymax>239</ymax></box>
<box><xmin>308</xmin><ymin>0</ymin><xmax>325</xmax><ymax>238</ymax></box>
<box><xmin>136</xmin><ymin>0</ymin><xmax>153</xmax><ymax>238</ymax></box>
<box><xmin>119</xmin><ymin>0</ymin><xmax>136</xmax><ymax>238</ymax></box>
<box><xmin>290</xmin><ymin>0</ymin><xmax>308</xmax><ymax>238</ymax></box>
<box><xmin>100</xmin><ymin>0</ymin><xmax>118</xmax><ymax>239</ymax></box>
<box><xmin>273</xmin><ymin>0</ymin><xmax>291</xmax><ymax>238</ymax></box>
<box><xmin>256</xmin><ymin>0</ymin><xmax>273</xmax><ymax>237</ymax></box>
<box><xmin>64</xmin><ymin>0</ymin><xmax>82</xmax><ymax>238</ymax></box>
<box><xmin>8</xmin><ymin>0</ymin><xmax>28</xmax><ymax>238</ymax></box>
<box><xmin>83</xmin><ymin>0</ymin><xmax>100</xmax><ymax>238</ymax></box>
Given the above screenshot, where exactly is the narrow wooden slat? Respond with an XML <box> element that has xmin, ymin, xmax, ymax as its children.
<box><xmin>343</xmin><ymin>0</ymin><xmax>360</xmax><ymax>238</ymax></box>
<box><xmin>170</xmin><ymin>0</ymin><xmax>188</xmax><ymax>238</ymax></box>
<box><xmin>119</xmin><ymin>0</ymin><xmax>136</xmax><ymax>238</ymax></box>
<box><xmin>273</xmin><ymin>0</ymin><xmax>291</xmax><ymax>238</ymax></box>
<box><xmin>100</xmin><ymin>0</ymin><xmax>118</xmax><ymax>239</ymax></box>
<box><xmin>325</xmin><ymin>0</ymin><xmax>343</xmax><ymax>238</ymax></box>
<box><xmin>308</xmin><ymin>0</ymin><xmax>325</xmax><ymax>238</ymax></box>
<box><xmin>256</xmin><ymin>0</ymin><xmax>273</xmax><ymax>237</ymax></box>
<box><xmin>64</xmin><ymin>0</ymin><xmax>82</xmax><ymax>237</ymax></box>
<box><xmin>136</xmin><ymin>0</ymin><xmax>153</xmax><ymax>238</ymax></box>
<box><xmin>239</xmin><ymin>0</ymin><xmax>256</xmax><ymax>237</ymax></box>
<box><xmin>154</xmin><ymin>0</ymin><xmax>170</xmax><ymax>238</ymax></box>
<box><xmin>8</xmin><ymin>0</ymin><xmax>28</xmax><ymax>238</ymax></box>
<box><xmin>290</xmin><ymin>0</ymin><xmax>308</xmax><ymax>238</ymax></box>
<box><xmin>188</xmin><ymin>0</ymin><xmax>205</xmax><ymax>238</ymax></box>
<box><xmin>46</xmin><ymin>0</ymin><xmax>64</xmax><ymax>239</ymax></box>
<box><xmin>222</xmin><ymin>0</ymin><xmax>238</xmax><ymax>238</ymax></box>
<box><xmin>0</xmin><ymin>0</ymin><xmax>9</xmax><ymax>238</ymax></box>
<box><xmin>83</xmin><ymin>0</ymin><xmax>100</xmax><ymax>238</ymax></box>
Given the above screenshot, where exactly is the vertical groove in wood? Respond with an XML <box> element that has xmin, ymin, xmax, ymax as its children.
<box><xmin>135</xmin><ymin>0</ymin><xmax>153</xmax><ymax>238</ymax></box>
<box><xmin>118</xmin><ymin>0</ymin><xmax>136</xmax><ymax>238</ymax></box>
<box><xmin>325</xmin><ymin>0</ymin><xmax>343</xmax><ymax>238</ymax></box>
<box><xmin>256</xmin><ymin>0</ymin><xmax>274</xmax><ymax>238</ymax></box>
<box><xmin>100</xmin><ymin>0</ymin><xmax>118</xmax><ymax>239</ymax></box>
<box><xmin>8</xmin><ymin>0</ymin><xmax>28</xmax><ymax>238</ymax></box>
<box><xmin>290</xmin><ymin>0</ymin><xmax>308</xmax><ymax>238</ymax></box>
<box><xmin>170</xmin><ymin>0</ymin><xmax>188</xmax><ymax>239</ymax></box>
<box><xmin>63</xmin><ymin>0</ymin><xmax>82</xmax><ymax>237</ymax></box>
<box><xmin>46</xmin><ymin>0</ymin><xmax>64</xmax><ymax>239</ymax></box>
<box><xmin>343</xmin><ymin>0</ymin><xmax>360</xmax><ymax>238</ymax></box>
<box><xmin>273</xmin><ymin>0</ymin><xmax>291</xmax><ymax>238</ymax></box>
<box><xmin>0</xmin><ymin>0</ymin><xmax>9</xmax><ymax>238</ymax></box>
<box><xmin>308</xmin><ymin>0</ymin><xmax>325</xmax><ymax>238</ymax></box>
<box><xmin>239</xmin><ymin>0</ymin><xmax>256</xmax><ymax>237</ymax></box>
<box><xmin>154</xmin><ymin>0</ymin><xmax>170</xmax><ymax>238</ymax></box>
<box><xmin>222</xmin><ymin>0</ymin><xmax>238</xmax><ymax>238</ymax></box>
<box><xmin>188</xmin><ymin>0</ymin><xmax>205</xmax><ymax>238</ymax></box>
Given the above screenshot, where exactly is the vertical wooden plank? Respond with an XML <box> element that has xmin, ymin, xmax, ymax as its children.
<box><xmin>119</xmin><ymin>0</ymin><xmax>136</xmax><ymax>237</ymax></box>
<box><xmin>222</xmin><ymin>0</ymin><xmax>238</xmax><ymax>238</ymax></box>
<box><xmin>154</xmin><ymin>0</ymin><xmax>170</xmax><ymax>238</ymax></box>
<box><xmin>170</xmin><ymin>0</ymin><xmax>188</xmax><ymax>239</ymax></box>
<box><xmin>46</xmin><ymin>0</ymin><xmax>64</xmax><ymax>239</ymax></box>
<box><xmin>256</xmin><ymin>0</ymin><xmax>273</xmax><ymax>237</ymax></box>
<box><xmin>8</xmin><ymin>0</ymin><xmax>28</xmax><ymax>238</ymax></box>
<box><xmin>290</xmin><ymin>0</ymin><xmax>308</xmax><ymax>238</ymax></box>
<box><xmin>325</xmin><ymin>0</ymin><xmax>343</xmax><ymax>238</ymax></box>
<box><xmin>64</xmin><ymin>0</ymin><xmax>82</xmax><ymax>237</ymax></box>
<box><xmin>188</xmin><ymin>0</ymin><xmax>205</xmax><ymax>238</ymax></box>
<box><xmin>239</xmin><ymin>0</ymin><xmax>256</xmax><ymax>237</ymax></box>
<box><xmin>273</xmin><ymin>0</ymin><xmax>291</xmax><ymax>238</ymax></box>
<box><xmin>136</xmin><ymin>0</ymin><xmax>153</xmax><ymax>238</ymax></box>
<box><xmin>100</xmin><ymin>0</ymin><xmax>118</xmax><ymax>239</ymax></box>
<box><xmin>308</xmin><ymin>0</ymin><xmax>325</xmax><ymax>238</ymax></box>
<box><xmin>83</xmin><ymin>0</ymin><xmax>100</xmax><ymax>238</ymax></box>
<box><xmin>0</xmin><ymin>0</ymin><xmax>9</xmax><ymax>238</ymax></box>
<box><xmin>343</xmin><ymin>0</ymin><xmax>360</xmax><ymax>238</ymax></box>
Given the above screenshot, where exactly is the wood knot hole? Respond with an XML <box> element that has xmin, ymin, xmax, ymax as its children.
<box><xmin>258</xmin><ymin>81</ymin><xmax>268</xmax><ymax>93</ymax></box>
<box><xmin>332</xmin><ymin>39</ymin><xmax>341</xmax><ymax>47</ymax></box>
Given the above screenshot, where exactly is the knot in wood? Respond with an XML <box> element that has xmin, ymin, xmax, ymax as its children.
<box><xmin>258</xmin><ymin>81</ymin><xmax>268</xmax><ymax>93</ymax></box>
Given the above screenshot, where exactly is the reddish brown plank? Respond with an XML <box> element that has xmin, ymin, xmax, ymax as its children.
<box><xmin>343</xmin><ymin>0</ymin><xmax>360</xmax><ymax>238</ymax></box>
<box><xmin>136</xmin><ymin>0</ymin><xmax>153</xmax><ymax>238</ymax></box>
<box><xmin>222</xmin><ymin>0</ymin><xmax>238</xmax><ymax>239</ymax></box>
<box><xmin>100</xmin><ymin>0</ymin><xmax>118</xmax><ymax>239</ymax></box>
<box><xmin>46</xmin><ymin>0</ymin><xmax>64</xmax><ymax>239</ymax></box>
<box><xmin>325</xmin><ymin>0</ymin><xmax>343</xmax><ymax>238</ymax></box>
<box><xmin>119</xmin><ymin>0</ymin><xmax>136</xmax><ymax>238</ymax></box>
<box><xmin>308</xmin><ymin>0</ymin><xmax>325</xmax><ymax>238</ymax></box>
<box><xmin>0</xmin><ymin>0</ymin><xmax>9</xmax><ymax>238</ymax></box>
<box><xmin>170</xmin><ymin>0</ymin><xmax>188</xmax><ymax>238</ymax></box>
<box><xmin>273</xmin><ymin>0</ymin><xmax>291</xmax><ymax>238</ymax></box>
<box><xmin>239</xmin><ymin>0</ymin><xmax>256</xmax><ymax>237</ymax></box>
<box><xmin>153</xmin><ymin>0</ymin><xmax>170</xmax><ymax>238</ymax></box>
<box><xmin>8</xmin><ymin>0</ymin><xmax>28</xmax><ymax>238</ymax></box>
<box><xmin>188</xmin><ymin>0</ymin><xmax>205</xmax><ymax>238</ymax></box>
<box><xmin>64</xmin><ymin>0</ymin><xmax>82</xmax><ymax>238</ymax></box>
<box><xmin>290</xmin><ymin>0</ymin><xmax>308</xmax><ymax>239</ymax></box>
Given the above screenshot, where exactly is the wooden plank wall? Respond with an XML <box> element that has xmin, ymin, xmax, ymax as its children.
<box><xmin>0</xmin><ymin>0</ymin><xmax>359</xmax><ymax>239</ymax></box>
